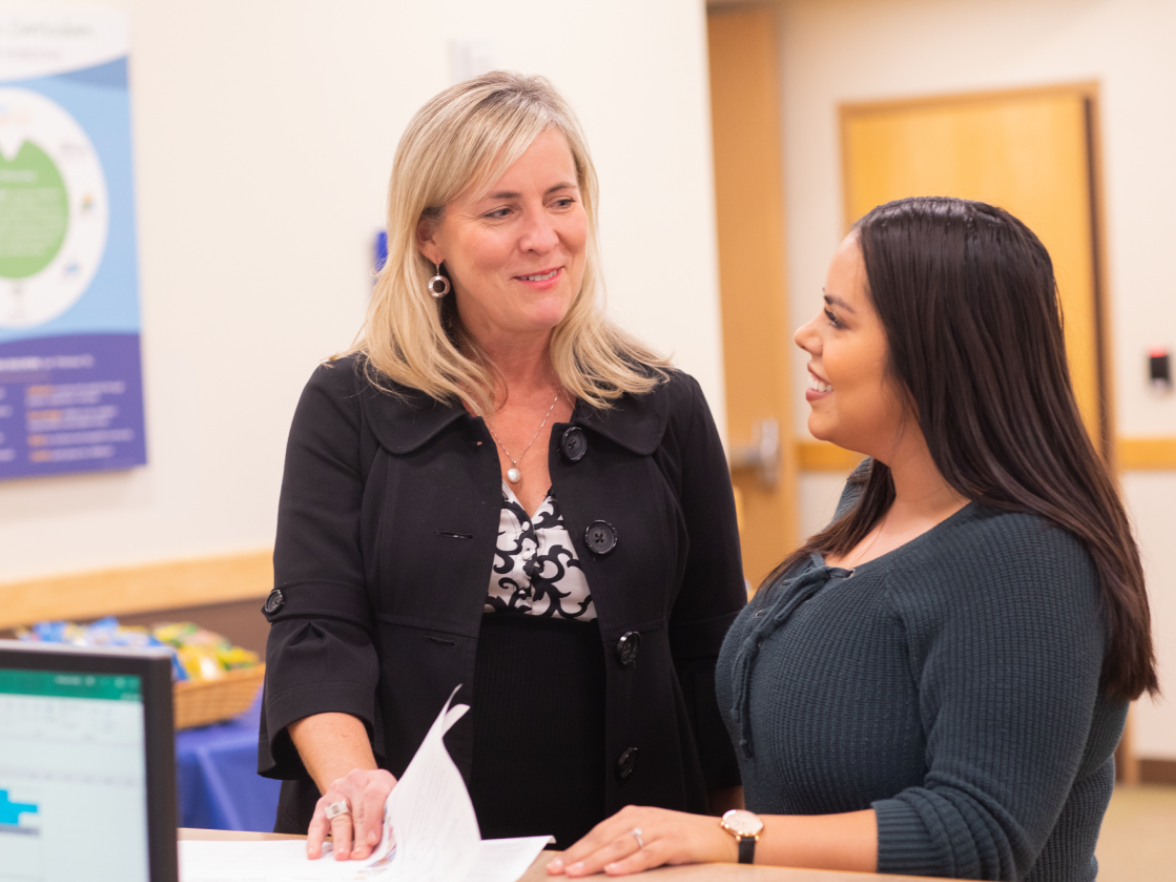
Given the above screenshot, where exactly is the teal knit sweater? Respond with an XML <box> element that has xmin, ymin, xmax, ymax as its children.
<box><xmin>715</xmin><ymin>503</ymin><xmax>1125</xmax><ymax>881</ymax></box>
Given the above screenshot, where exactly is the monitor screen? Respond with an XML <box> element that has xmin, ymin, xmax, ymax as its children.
<box><xmin>0</xmin><ymin>641</ymin><xmax>177</xmax><ymax>882</ymax></box>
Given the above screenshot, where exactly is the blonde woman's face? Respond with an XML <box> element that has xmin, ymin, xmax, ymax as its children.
<box><xmin>418</xmin><ymin>128</ymin><xmax>588</xmax><ymax>345</ymax></box>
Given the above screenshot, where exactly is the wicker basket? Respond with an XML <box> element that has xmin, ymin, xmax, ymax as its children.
<box><xmin>173</xmin><ymin>664</ymin><xmax>265</xmax><ymax>730</ymax></box>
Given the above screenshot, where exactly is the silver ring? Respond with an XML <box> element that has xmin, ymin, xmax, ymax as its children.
<box><xmin>629</xmin><ymin>827</ymin><xmax>644</xmax><ymax>850</ymax></box>
<box><xmin>324</xmin><ymin>800</ymin><xmax>351</xmax><ymax>820</ymax></box>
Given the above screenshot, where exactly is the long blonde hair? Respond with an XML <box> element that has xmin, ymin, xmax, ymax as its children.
<box><xmin>352</xmin><ymin>70</ymin><xmax>669</xmax><ymax>413</ymax></box>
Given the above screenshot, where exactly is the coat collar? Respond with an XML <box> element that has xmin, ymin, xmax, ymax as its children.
<box><xmin>360</xmin><ymin>383</ymin><xmax>466</xmax><ymax>455</ymax></box>
<box><xmin>571</xmin><ymin>389</ymin><xmax>668</xmax><ymax>456</ymax></box>
<box><xmin>362</xmin><ymin>376</ymin><xmax>670</xmax><ymax>457</ymax></box>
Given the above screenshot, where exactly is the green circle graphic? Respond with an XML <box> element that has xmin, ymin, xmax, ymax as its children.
<box><xmin>0</xmin><ymin>140</ymin><xmax>69</xmax><ymax>279</ymax></box>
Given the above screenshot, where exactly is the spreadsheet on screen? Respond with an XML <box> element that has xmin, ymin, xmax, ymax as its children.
<box><xmin>0</xmin><ymin>668</ymin><xmax>150</xmax><ymax>882</ymax></box>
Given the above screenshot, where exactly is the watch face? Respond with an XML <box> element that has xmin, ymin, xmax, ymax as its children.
<box><xmin>722</xmin><ymin>809</ymin><xmax>764</xmax><ymax>837</ymax></box>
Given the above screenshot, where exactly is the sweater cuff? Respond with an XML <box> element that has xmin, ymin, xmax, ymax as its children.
<box><xmin>872</xmin><ymin>797</ymin><xmax>943</xmax><ymax>877</ymax></box>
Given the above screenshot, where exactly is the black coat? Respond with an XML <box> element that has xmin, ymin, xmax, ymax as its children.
<box><xmin>258</xmin><ymin>356</ymin><xmax>745</xmax><ymax>830</ymax></box>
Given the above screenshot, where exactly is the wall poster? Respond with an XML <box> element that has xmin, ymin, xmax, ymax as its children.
<box><xmin>0</xmin><ymin>7</ymin><xmax>146</xmax><ymax>479</ymax></box>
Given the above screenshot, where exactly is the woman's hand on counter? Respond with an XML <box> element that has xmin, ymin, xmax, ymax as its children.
<box><xmin>546</xmin><ymin>805</ymin><xmax>737</xmax><ymax>877</ymax></box>
<box><xmin>548</xmin><ymin>805</ymin><xmax>878</xmax><ymax>876</ymax></box>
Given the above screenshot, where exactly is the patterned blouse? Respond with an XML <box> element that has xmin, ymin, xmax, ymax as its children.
<box><xmin>485</xmin><ymin>482</ymin><xmax>596</xmax><ymax>621</ymax></box>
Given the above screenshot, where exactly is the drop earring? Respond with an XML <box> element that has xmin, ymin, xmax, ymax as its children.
<box><xmin>427</xmin><ymin>263</ymin><xmax>451</xmax><ymax>298</ymax></box>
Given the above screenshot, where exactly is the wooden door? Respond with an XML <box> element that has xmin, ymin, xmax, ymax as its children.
<box><xmin>841</xmin><ymin>85</ymin><xmax>1110</xmax><ymax>451</ymax></box>
<box><xmin>707</xmin><ymin>6</ymin><xmax>798</xmax><ymax>587</ymax></box>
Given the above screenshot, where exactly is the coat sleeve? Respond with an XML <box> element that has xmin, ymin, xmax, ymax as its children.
<box><xmin>872</xmin><ymin>519</ymin><xmax>1117</xmax><ymax>880</ymax></box>
<box><xmin>258</xmin><ymin>361</ymin><xmax>381</xmax><ymax>780</ymax></box>
<box><xmin>665</xmin><ymin>374</ymin><xmax>746</xmax><ymax>791</ymax></box>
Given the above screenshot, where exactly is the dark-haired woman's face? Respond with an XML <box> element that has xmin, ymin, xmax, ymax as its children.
<box><xmin>794</xmin><ymin>234</ymin><xmax>908</xmax><ymax>458</ymax></box>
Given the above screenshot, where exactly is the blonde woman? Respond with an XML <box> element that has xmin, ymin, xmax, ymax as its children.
<box><xmin>257</xmin><ymin>72</ymin><xmax>745</xmax><ymax>858</ymax></box>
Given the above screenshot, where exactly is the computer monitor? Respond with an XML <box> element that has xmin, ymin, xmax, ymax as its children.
<box><xmin>0</xmin><ymin>639</ymin><xmax>178</xmax><ymax>882</ymax></box>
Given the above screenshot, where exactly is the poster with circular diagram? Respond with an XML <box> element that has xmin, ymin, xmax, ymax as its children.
<box><xmin>0</xmin><ymin>9</ymin><xmax>146</xmax><ymax>479</ymax></box>
<box><xmin>0</xmin><ymin>87</ymin><xmax>109</xmax><ymax>329</ymax></box>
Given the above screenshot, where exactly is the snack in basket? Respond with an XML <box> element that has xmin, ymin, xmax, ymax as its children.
<box><xmin>153</xmin><ymin>621</ymin><xmax>260</xmax><ymax>681</ymax></box>
<box><xmin>19</xmin><ymin>617</ymin><xmax>265</xmax><ymax>728</ymax></box>
<box><xmin>17</xmin><ymin>616</ymin><xmax>260</xmax><ymax>683</ymax></box>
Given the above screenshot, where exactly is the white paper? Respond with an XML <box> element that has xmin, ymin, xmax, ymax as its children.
<box><xmin>381</xmin><ymin>689</ymin><xmax>481</xmax><ymax>879</ymax></box>
<box><xmin>179</xmin><ymin>837</ymin><xmax>553</xmax><ymax>882</ymax></box>
<box><xmin>179</xmin><ymin>687</ymin><xmax>554</xmax><ymax>882</ymax></box>
<box><xmin>179</xmin><ymin>840</ymin><xmax>377</xmax><ymax>881</ymax></box>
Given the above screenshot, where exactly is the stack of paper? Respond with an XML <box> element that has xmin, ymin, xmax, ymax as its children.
<box><xmin>180</xmin><ymin>689</ymin><xmax>552</xmax><ymax>882</ymax></box>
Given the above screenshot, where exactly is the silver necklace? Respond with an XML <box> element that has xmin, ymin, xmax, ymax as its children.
<box><xmin>486</xmin><ymin>389</ymin><xmax>561</xmax><ymax>484</ymax></box>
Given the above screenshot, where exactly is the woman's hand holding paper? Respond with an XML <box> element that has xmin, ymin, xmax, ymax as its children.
<box><xmin>288</xmin><ymin>712</ymin><xmax>396</xmax><ymax>860</ymax></box>
<box><xmin>306</xmin><ymin>767</ymin><xmax>397</xmax><ymax>861</ymax></box>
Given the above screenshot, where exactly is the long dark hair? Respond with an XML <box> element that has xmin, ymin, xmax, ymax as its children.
<box><xmin>768</xmin><ymin>196</ymin><xmax>1157</xmax><ymax>702</ymax></box>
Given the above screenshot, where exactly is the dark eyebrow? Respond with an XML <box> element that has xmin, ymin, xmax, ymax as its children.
<box><xmin>482</xmin><ymin>182</ymin><xmax>578</xmax><ymax>201</ymax></box>
<box><xmin>822</xmin><ymin>289</ymin><xmax>856</xmax><ymax>313</ymax></box>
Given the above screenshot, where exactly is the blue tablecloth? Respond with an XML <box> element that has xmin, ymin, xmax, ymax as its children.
<box><xmin>176</xmin><ymin>694</ymin><xmax>282</xmax><ymax>832</ymax></box>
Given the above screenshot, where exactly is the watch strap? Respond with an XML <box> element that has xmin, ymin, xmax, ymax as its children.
<box><xmin>738</xmin><ymin>835</ymin><xmax>756</xmax><ymax>864</ymax></box>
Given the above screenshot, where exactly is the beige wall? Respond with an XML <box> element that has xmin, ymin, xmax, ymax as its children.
<box><xmin>778</xmin><ymin>0</ymin><xmax>1176</xmax><ymax>758</ymax></box>
<box><xmin>0</xmin><ymin>1</ymin><xmax>725</xmax><ymax>578</ymax></box>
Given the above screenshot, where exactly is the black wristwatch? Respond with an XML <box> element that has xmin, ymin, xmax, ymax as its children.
<box><xmin>719</xmin><ymin>809</ymin><xmax>764</xmax><ymax>864</ymax></box>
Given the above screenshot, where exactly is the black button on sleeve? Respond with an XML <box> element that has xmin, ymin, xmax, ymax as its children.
<box><xmin>584</xmin><ymin>521</ymin><xmax>618</xmax><ymax>555</ymax></box>
<box><xmin>262</xmin><ymin>588</ymin><xmax>285</xmax><ymax>616</ymax></box>
<box><xmin>560</xmin><ymin>426</ymin><xmax>588</xmax><ymax>462</ymax></box>
<box><xmin>615</xmin><ymin>746</ymin><xmax>639</xmax><ymax>779</ymax></box>
<box><xmin>616</xmin><ymin>630</ymin><xmax>641</xmax><ymax>666</ymax></box>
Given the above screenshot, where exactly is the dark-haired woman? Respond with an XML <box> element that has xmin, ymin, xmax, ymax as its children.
<box><xmin>550</xmin><ymin>197</ymin><xmax>1157</xmax><ymax>881</ymax></box>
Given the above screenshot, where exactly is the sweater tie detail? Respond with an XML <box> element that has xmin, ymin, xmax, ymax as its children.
<box><xmin>731</xmin><ymin>554</ymin><xmax>852</xmax><ymax>759</ymax></box>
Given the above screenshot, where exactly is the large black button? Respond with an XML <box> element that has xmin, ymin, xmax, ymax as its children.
<box><xmin>560</xmin><ymin>426</ymin><xmax>588</xmax><ymax>462</ymax></box>
<box><xmin>615</xmin><ymin>746</ymin><xmax>639</xmax><ymax>780</ymax></box>
<box><xmin>262</xmin><ymin>589</ymin><xmax>285</xmax><ymax>616</ymax></box>
<box><xmin>585</xmin><ymin>521</ymin><xmax>618</xmax><ymax>555</ymax></box>
<box><xmin>616</xmin><ymin>631</ymin><xmax>641</xmax><ymax>666</ymax></box>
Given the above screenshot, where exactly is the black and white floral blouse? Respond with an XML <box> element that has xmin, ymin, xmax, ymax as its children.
<box><xmin>485</xmin><ymin>482</ymin><xmax>595</xmax><ymax>621</ymax></box>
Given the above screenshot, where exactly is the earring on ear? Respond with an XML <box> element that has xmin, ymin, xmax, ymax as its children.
<box><xmin>427</xmin><ymin>263</ymin><xmax>451</xmax><ymax>298</ymax></box>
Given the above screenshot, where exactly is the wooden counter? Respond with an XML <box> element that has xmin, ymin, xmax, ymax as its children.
<box><xmin>178</xmin><ymin>829</ymin><xmax>949</xmax><ymax>881</ymax></box>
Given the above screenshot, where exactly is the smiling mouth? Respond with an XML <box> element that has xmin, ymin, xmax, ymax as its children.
<box><xmin>519</xmin><ymin>269</ymin><xmax>559</xmax><ymax>282</ymax></box>
<box><xmin>808</xmin><ymin>375</ymin><xmax>833</xmax><ymax>393</ymax></box>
